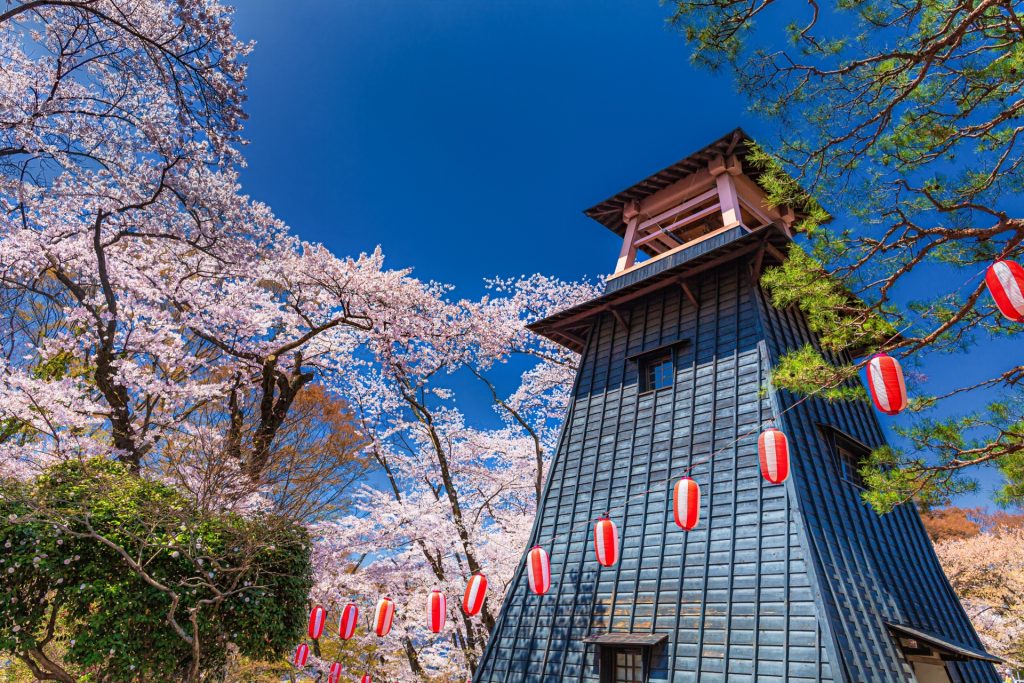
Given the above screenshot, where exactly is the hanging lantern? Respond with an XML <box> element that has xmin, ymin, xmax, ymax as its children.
<box><xmin>673</xmin><ymin>477</ymin><xmax>700</xmax><ymax>530</ymax></box>
<box><xmin>361</xmin><ymin>676</ymin><xmax>372</xmax><ymax>683</ymax></box>
<box><xmin>307</xmin><ymin>604</ymin><xmax>326</xmax><ymax>640</ymax></box>
<box><xmin>338</xmin><ymin>603</ymin><xmax>358</xmax><ymax>640</ymax></box>
<box><xmin>526</xmin><ymin>546</ymin><xmax>550</xmax><ymax>595</ymax></box>
<box><xmin>374</xmin><ymin>596</ymin><xmax>395</xmax><ymax>637</ymax></box>
<box><xmin>985</xmin><ymin>259</ymin><xmax>1024</xmax><ymax>322</ymax></box>
<box><xmin>327</xmin><ymin>662</ymin><xmax>343</xmax><ymax>683</ymax></box>
<box><xmin>427</xmin><ymin>589</ymin><xmax>447</xmax><ymax>633</ymax></box>
<box><xmin>593</xmin><ymin>517</ymin><xmax>619</xmax><ymax>566</ymax></box>
<box><xmin>463</xmin><ymin>573</ymin><xmax>488</xmax><ymax>616</ymax></box>
<box><xmin>866</xmin><ymin>353</ymin><xmax>908</xmax><ymax>416</ymax></box>
<box><xmin>292</xmin><ymin>643</ymin><xmax>309</xmax><ymax>668</ymax></box>
<box><xmin>758</xmin><ymin>428</ymin><xmax>790</xmax><ymax>484</ymax></box>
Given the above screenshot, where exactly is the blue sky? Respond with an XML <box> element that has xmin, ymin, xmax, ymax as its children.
<box><xmin>231</xmin><ymin>1</ymin><xmax>1010</xmax><ymax>508</ymax></box>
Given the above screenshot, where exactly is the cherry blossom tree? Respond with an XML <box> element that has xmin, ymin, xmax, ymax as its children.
<box><xmin>0</xmin><ymin>0</ymin><xmax>442</xmax><ymax>490</ymax></box>
<box><xmin>935</xmin><ymin>526</ymin><xmax>1024</xmax><ymax>673</ymax></box>
<box><xmin>308</xmin><ymin>275</ymin><xmax>600</xmax><ymax>682</ymax></box>
<box><xmin>0</xmin><ymin>2</ymin><xmax>602</xmax><ymax>680</ymax></box>
<box><xmin>0</xmin><ymin>2</ymin><xmax>481</xmax><ymax>680</ymax></box>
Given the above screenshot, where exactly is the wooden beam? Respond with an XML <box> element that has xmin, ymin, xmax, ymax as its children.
<box><xmin>638</xmin><ymin>188</ymin><xmax>719</xmax><ymax>232</ymax></box>
<box><xmin>715</xmin><ymin>171</ymin><xmax>742</xmax><ymax>229</ymax></box>
<box><xmin>553</xmin><ymin>328</ymin><xmax>587</xmax><ymax>349</ymax></box>
<box><xmin>679</xmin><ymin>280</ymin><xmax>699</xmax><ymax>309</ymax></box>
<box><xmin>634</xmin><ymin>204</ymin><xmax>722</xmax><ymax>248</ymax></box>
<box><xmin>615</xmin><ymin>214</ymin><xmax>641</xmax><ymax>273</ymax></box>
<box><xmin>763</xmin><ymin>240</ymin><xmax>787</xmax><ymax>263</ymax></box>
<box><xmin>738</xmin><ymin>195</ymin><xmax>772</xmax><ymax>228</ymax></box>
<box><xmin>610</xmin><ymin>306</ymin><xmax>629</xmax><ymax>330</ymax></box>
<box><xmin>733</xmin><ymin>173</ymin><xmax>785</xmax><ymax>224</ymax></box>
<box><xmin>638</xmin><ymin>169</ymin><xmax>715</xmax><ymax>218</ymax></box>
<box><xmin>750</xmin><ymin>242</ymin><xmax>766</xmax><ymax>284</ymax></box>
<box><xmin>647</xmin><ymin>230</ymin><xmax>683</xmax><ymax>253</ymax></box>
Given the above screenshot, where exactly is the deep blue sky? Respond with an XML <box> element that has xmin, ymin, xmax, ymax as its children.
<box><xmin>232</xmin><ymin>1</ymin><xmax>745</xmax><ymax>290</ymax></box>
<box><xmin>231</xmin><ymin>2</ymin><xmax>1009</xmax><ymax>507</ymax></box>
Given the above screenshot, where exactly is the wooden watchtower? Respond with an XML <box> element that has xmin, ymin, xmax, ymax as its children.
<box><xmin>473</xmin><ymin>131</ymin><xmax>999</xmax><ymax>683</ymax></box>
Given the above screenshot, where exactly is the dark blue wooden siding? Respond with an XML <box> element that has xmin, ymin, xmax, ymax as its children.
<box><xmin>476</xmin><ymin>262</ymin><xmax>839</xmax><ymax>682</ymax></box>
<box><xmin>755</xmin><ymin>287</ymin><xmax>998</xmax><ymax>683</ymax></box>
<box><xmin>475</xmin><ymin>254</ymin><xmax>998</xmax><ymax>683</ymax></box>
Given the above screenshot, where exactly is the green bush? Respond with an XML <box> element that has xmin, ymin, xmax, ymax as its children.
<box><xmin>0</xmin><ymin>459</ymin><xmax>312</xmax><ymax>681</ymax></box>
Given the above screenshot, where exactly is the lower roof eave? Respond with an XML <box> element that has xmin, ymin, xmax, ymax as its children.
<box><xmin>527</xmin><ymin>224</ymin><xmax>789</xmax><ymax>352</ymax></box>
<box><xmin>886</xmin><ymin>622</ymin><xmax>1001</xmax><ymax>664</ymax></box>
<box><xmin>581</xmin><ymin>633</ymin><xmax>668</xmax><ymax>647</ymax></box>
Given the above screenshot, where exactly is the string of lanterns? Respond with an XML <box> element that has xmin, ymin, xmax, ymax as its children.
<box><xmin>512</xmin><ymin>257</ymin><xmax>1022</xmax><ymax>596</ymax></box>
<box><xmin>292</xmin><ymin>580</ymin><xmax>485</xmax><ymax>681</ymax></box>
<box><xmin>288</xmin><ymin>258</ymin><xmax>1022</xmax><ymax>677</ymax></box>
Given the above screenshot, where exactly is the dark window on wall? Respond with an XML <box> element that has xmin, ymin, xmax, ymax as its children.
<box><xmin>639</xmin><ymin>351</ymin><xmax>673</xmax><ymax>393</ymax></box>
<box><xmin>613</xmin><ymin>649</ymin><xmax>644</xmax><ymax>683</ymax></box>
<box><xmin>836</xmin><ymin>443</ymin><xmax>867</xmax><ymax>488</ymax></box>
<box><xmin>819</xmin><ymin>425</ymin><xmax>870</xmax><ymax>489</ymax></box>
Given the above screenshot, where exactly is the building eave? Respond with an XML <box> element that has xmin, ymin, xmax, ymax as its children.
<box><xmin>528</xmin><ymin>224</ymin><xmax>789</xmax><ymax>353</ymax></box>
<box><xmin>887</xmin><ymin>622</ymin><xmax>1002</xmax><ymax>664</ymax></box>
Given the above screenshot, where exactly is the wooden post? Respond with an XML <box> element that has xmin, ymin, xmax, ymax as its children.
<box><xmin>709</xmin><ymin>154</ymin><xmax>742</xmax><ymax>229</ymax></box>
<box><xmin>615</xmin><ymin>201</ymin><xmax>641</xmax><ymax>273</ymax></box>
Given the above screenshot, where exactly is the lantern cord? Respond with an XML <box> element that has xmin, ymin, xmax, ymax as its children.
<box><xmin>316</xmin><ymin>264</ymin><xmax>993</xmax><ymax>623</ymax></box>
<box><xmin>532</xmin><ymin>262</ymin><xmax>991</xmax><ymax>552</ymax></box>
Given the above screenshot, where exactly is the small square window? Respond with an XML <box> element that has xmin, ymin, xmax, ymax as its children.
<box><xmin>639</xmin><ymin>351</ymin><xmax>673</xmax><ymax>393</ymax></box>
<box><xmin>613</xmin><ymin>649</ymin><xmax>644</xmax><ymax>683</ymax></box>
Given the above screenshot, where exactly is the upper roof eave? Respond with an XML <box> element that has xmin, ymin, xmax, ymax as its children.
<box><xmin>582</xmin><ymin>128</ymin><xmax>825</xmax><ymax>240</ymax></box>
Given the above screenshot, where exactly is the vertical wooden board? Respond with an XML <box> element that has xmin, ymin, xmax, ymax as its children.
<box><xmin>754</xmin><ymin>283</ymin><xmax>999</xmax><ymax>683</ymax></box>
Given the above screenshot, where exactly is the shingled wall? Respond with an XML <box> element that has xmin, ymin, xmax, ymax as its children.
<box><xmin>473</xmin><ymin>255</ymin><xmax>998</xmax><ymax>683</ymax></box>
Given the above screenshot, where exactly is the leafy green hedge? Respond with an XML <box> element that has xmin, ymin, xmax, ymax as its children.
<box><xmin>0</xmin><ymin>459</ymin><xmax>312</xmax><ymax>681</ymax></box>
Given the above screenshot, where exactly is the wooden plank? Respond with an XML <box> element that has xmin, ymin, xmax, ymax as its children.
<box><xmin>715</xmin><ymin>171</ymin><xmax>742</xmax><ymax>229</ymax></box>
<box><xmin>633</xmin><ymin>203</ymin><xmax>722</xmax><ymax>248</ymax></box>
<box><xmin>615</xmin><ymin>215</ymin><xmax>641</xmax><ymax>273</ymax></box>
<box><xmin>638</xmin><ymin>169</ymin><xmax>715</xmax><ymax>219</ymax></box>
<box><xmin>607</xmin><ymin>224</ymin><xmax>749</xmax><ymax>282</ymax></box>
<box><xmin>680</xmin><ymin>280</ymin><xmax>699</xmax><ymax>309</ymax></box>
<box><xmin>638</xmin><ymin>188</ymin><xmax>719</xmax><ymax>232</ymax></box>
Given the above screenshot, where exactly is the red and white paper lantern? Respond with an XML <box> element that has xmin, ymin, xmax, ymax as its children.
<box><xmin>866</xmin><ymin>353</ymin><xmax>908</xmax><ymax>416</ymax></box>
<box><xmin>463</xmin><ymin>573</ymin><xmax>488</xmax><ymax>616</ymax></box>
<box><xmin>307</xmin><ymin>604</ymin><xmax>326</xmax><ymax>640</ymax></box>
<box><xmin>593</xmin><ymin>517</ymin><xmax>619</xmax><ymax>567</ymax></box>
<box><xmin>373</xmin><ymin>596</ymin><xmax>395</xmax><ymax>637</ymax></box>
<box><xmin>327</xmin><ymin>662</ymin><xmax>343</xmax><ymax>683</ymax></box>
<box><xmin>985</xmin><ymin>259</ymin><xmax>1024</xmax><ymax>322</ymax></box>
<box><xmin>338</xmin><ymin>603</ymin><xmax>358</xmax><ymax>640</ymax></box>
<box><xmin>361</xmin><ymin>676</ymin><xmax>372</xmax><ymax>683</ymax></box>
<box><xmin>673</xmin><ymin>477</ymin><xmax>701</xmax><ymax>530</ymax></box>
<box><xmin>427</xmin><ymin>589</ymin><xmax>447</xmax><ymax>633</ymax></box>
<box><xmin>526</xmin><ymin>546</ymin><xmax>550</xmax><ymax>595</ymax></box>
<box><xmin>758</xmin><ymin>428</ymin><xmax>790</xmax><ymax>484</ymax></box>
<box><xmin>292</xmin><ymin>643</ymin><xmax>309</xmax><ymax>668</ymax></box>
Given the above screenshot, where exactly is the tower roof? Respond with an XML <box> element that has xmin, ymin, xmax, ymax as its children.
<box><xmin>583</xmin><ymin>128</ymin><xmax>814</xmax><ymax>247</ymax></box>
